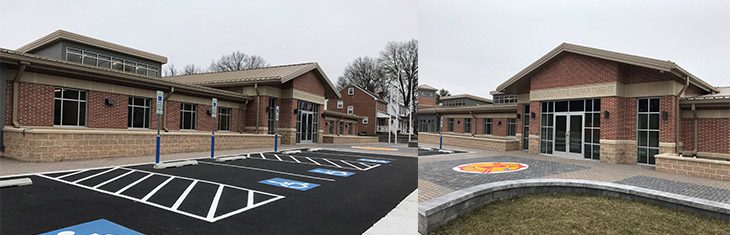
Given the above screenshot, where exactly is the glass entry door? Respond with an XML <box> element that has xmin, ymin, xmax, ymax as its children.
<box><xmin>554</xmin><ymin>114</ymin><xmax>583</xmax><ymax>157</ymax></box>
<box><xmin>299</xmin><ymin>111</ymin><xmax>314</xmax><ymax>143</ymax></box>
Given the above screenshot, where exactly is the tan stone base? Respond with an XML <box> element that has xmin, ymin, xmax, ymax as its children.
<box><xmin>659</xmin><ymin>142</ymin><xmax>677</xmax><ymax>155</ymax></box>
<box><xmin>322</xmin><ymin>135</ymin><xmax>378</xmax><ymax>144</ymax></box>
<box><xmin>418</xmin><ymin>133</ymin><xmax>519</xmax><ymax>151</ymax></box>
<box><xmin>528</xmin><ymin>135</ymin><xmax>540</xmax><ymax>154</ymax></box>
<box><xmin>2</xmin><ymin>127</ymin><xmax>275</xmax><ymax>162</ymax></box>
<box><xmin>656</xmin><ymin>153</ymin><xmax>730</xmax><ymax>181</ymax></box>
<box><xmin>600</xmin><ymin>139</ymin><xmax>637</xmax><ymax>164</ymax></box>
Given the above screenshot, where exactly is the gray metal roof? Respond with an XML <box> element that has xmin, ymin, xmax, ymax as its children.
<box><xmin>439</xmin><ymin>94</ymin><xmax>492</xmax><ymax>104</ymax></box>
<box><xmin>417</xmin><ymin>84</ymin><xmax>438</xmax><ymax>91</ymax></box>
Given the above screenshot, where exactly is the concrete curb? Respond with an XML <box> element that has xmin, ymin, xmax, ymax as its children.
<box><xmin>0</xmin><ymin>178</ymin><xmax>33</xmax><ymax>188</ymax></box>
<box><xmin>153</xmin><ymin>160</ymin><xmax>198</xmax><ymax>169</ymax></box>
<box><xmin>418</xmin><ymin>179</ymin><xmax>730</xmax><ymax>234</ymax></box>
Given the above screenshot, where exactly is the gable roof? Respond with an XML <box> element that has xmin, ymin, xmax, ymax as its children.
<box><xmin>163</xmin><ymin>62</ymin><xmax>341</xmax><ymax>99</ymax></box>
<box><xmin>439</xmin><ymin>94</ymin><xmax>492</xmax><ymax>104</ymax></box>
<box><xmin>418</xmin><ymin>84</ymin><xmax>438</xmax><ymax>91</ymax></box>
<box><xmin>341</xmin><ymin>85</ymin><xmax>380</xmax><ymax>101</ymax></box>
<box><xmin>495</xmin><ymin>43</ymin><xmax>719</xmax><ymax>94</ymax></box>
<box><xmin>17</xmin><ymin>30</ymin><xmax>167</xmax><ymax>64</ymax></box>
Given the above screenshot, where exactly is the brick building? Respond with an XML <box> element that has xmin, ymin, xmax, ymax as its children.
<box><xmin>418</xmin><ymin>43</ymin><xmax>729</xmax><ymax>169</ymax></box>
<box><xmin>0</xmin><ymin>30</ymin><xmax>341</xmax><ymax>161</ymax></box>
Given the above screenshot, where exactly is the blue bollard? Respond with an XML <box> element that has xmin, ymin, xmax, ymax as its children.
<box><xmin>439</xmin><ymin>133</ymin><xmax>443</xmax><ymax>150</ymax></box>
<box><xmin>211</xmin><ymin>135</ymin><xmax>215</xmax><ymax>159</ymax></box>
<box><xmin>274</xmin><ymin>134</ymin><xmax>279</xmax><ymax>152</ymax></box>
<box><xmin>155</xmin><ymin>134</ymin><xmax>161</xmax><ymax>164</ymax></box>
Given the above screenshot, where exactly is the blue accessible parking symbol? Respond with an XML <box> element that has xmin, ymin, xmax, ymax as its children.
<box><xmin>259</xmin><ymin>178</ymin><xmax>320</xmax><ymax>191</ymax></box>
<box><xmin>308</xmin><ymin>168</ymin><xmax>355</xmax><ymax>177</ymax></box>
<box><xmin>358</xmin><ymin>158</ymin><xmax>391</xmax><ymax>164</ymax></box>
<box><xmin>40</xmin><ymin>219</ymin><xmax>143</xmax><ymax>235</ymax></box>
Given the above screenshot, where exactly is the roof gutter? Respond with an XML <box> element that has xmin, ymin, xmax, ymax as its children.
<box><xmin>255</xmin><ymin>83</ymin><xmax>261</xmax><ymax>134</ymax></box>
<box><xmin>11</xmin><ymin>61</ymin><xmax>29</xmax><ymax>128</ymax></box>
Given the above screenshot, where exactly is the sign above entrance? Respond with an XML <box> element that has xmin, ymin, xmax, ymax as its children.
<box><xmin>452</xmin><ymin>162</ymin><xmax>529</xmax><ymax>174</ymax></box>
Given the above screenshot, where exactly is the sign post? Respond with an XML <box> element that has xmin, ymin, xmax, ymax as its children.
<box><xmin>439</xmin><ymin>116</ymin><xmax>443</xmax><ymax>150</ymax></box>
<box><xmin>211</xmin><ymin>98</ymin><xmax>218</xmax><ymax>159</ymax></box>
<box><xmin>274</xmin><ymin>105</ymin><xmax>280</xmax><ymax>152</ymax></box>
<box><xmin>155</xmin><ymin>91</ymin><xmax>164</xmax><ymax>164</ymax></box>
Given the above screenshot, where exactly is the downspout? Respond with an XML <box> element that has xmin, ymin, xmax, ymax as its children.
<box><xmin>162</xmin><ymin>87</ymin><xmax>175</xmax><ymax>132</ymax></box>
<box><xmin>469</xmin><ymin>111</ymin><xmax>477</xmax><ymax>137</ymax></box>
<box><xmin>238</xmin><ymin>100</ymin><xmax>248</xmax><ymax>133</ymax></box>
<box><xmin>691</xmin><ymin>103</ymin><xmax>698</xmax><ymax>156</ymax></box>
<box><xmin>675</xmin><ymin>75</ymin><xmax>689</xmax><ymax>155</ymax></box>
<box><xmin>254</xmin><ymin>83</ymin><xmax>260</xmax><ymax>134</ymax></box>
<box><xmin>11</xmin><ymin>61</ymin><xmax>28</xmax><ymax>128</ymax></box>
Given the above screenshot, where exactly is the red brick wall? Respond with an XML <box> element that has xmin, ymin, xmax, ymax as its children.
<box><xmin>601</xmin><ymin>97</ymin><xmax>636</xmax><ymax>140</ymax></box>
<box><xmin>659</xmin><ymin>96</ymin><xmax>677</xmax><ymax>143</ymax></box>
<box><xmin>530</xmin><ymin>52</ymin><xmax>619</xmax><ymax>90</ymax></box>
<box><xmin>683</xmin><ymin>84</ymin><xmax>708</xmax><ymax>97</ymax></box>
<box><xmin>337</xmin><ymin>86</ymin><xmax>377</xmax><ymax>135</ymax></box>
<box><xmin>289</xmin><ymin>71</ymin><xmax>326</xmax><ymax>96</ymax></box>
<box><xmin>5</xmin><ymin>80</ymin><xmax>12</xmax><ymax>125</ymax></box>
<box><xmin>87</xmin><ymin>91</ymin><xmax>127</xmax><ymax>129</ymax></box>
<box><xmin>530</xmin><ymin>101</ymin><xmax>540</xmax><ymax>135</ymax></box>
<box><xmin>165</xmin><ymin>100</ymin><xmax>180</xmax><ymax>131</ymax></box>
<box><xmin>680</xmin><ymin>117</ymin><xmax>730</xmax><ymax>154</ymax></box>
<box><xmin>245</xmin><ymin>96</ymin><xmax>270</xmax><ymax>130</ymax></box>
<box><xmin>493</xmin><ymin>118</ymin><xmax>508</xmax><ymax>136</ymax></box>
<box><xmin>419</xmin><ymin>96</ymin><xmax>436</xmax><ymax>107</ymax></box>
<box><xmin>617</xmin><ymin>63</ymin><xmax>678</xmax><ymax>84</ymax></box>
<box><xmin>279</xmin><ymin>98</ymin><xmax>296</xmax><ymax>129</ymax></box>
<box><xmin>196</xmin><ymin>104</ymin><xmax>213</xmax><ymax>131</ymax></box>
<box><xmin>475</xmin><ymin>118</ymin><xmax>485</xmax><ymax>134</ymax></box>
<box><xmin>17</xmin><ymin>82</ymin><xmax>54</xmax><ymax>126</ymax></box>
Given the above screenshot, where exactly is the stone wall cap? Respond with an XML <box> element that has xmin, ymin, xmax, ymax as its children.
<box><xmin>656</xmin><ymin>154</ymin><xmax>730</xmax><ymax>166</ymax></box>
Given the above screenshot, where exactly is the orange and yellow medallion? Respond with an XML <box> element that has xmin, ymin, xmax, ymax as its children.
<box><xmin>452</xmin><ymin>162</ymin><xmax>529</xmax><ymax>174</ymax></box>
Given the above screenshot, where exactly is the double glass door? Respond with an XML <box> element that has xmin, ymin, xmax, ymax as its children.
<box><xmin>554</xmin><ymin>113</ymin><xmax>583</xmax><ymax>157</ymax></box>
<box><xmin>299</xmin><ymin>111</ymin><xmax>314</xmax><ymax>143</ymax></box>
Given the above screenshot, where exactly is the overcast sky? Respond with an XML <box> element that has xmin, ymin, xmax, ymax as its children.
<box><xmin>0</xmin><ymin>0</ymin><xmax>416</xmax><ymax>81</ymax></box>
<box><xmin>420</xmin><ymin>0</ymin><xmax>730</xmax><ymax>98</ymax></box>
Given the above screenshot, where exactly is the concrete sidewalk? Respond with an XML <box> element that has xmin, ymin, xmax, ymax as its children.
<box><xmin>364</xmin><ymin>189</ymin><xmax>418</xmax><ymax>235</ymax></box>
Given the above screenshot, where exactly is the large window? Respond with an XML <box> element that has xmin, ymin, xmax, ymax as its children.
<box><xmin>66</xmin><ymin>47</ymin><xmax>159</xmax><ymax>77</ymax></box>
<box><xmin>522</xmin><ymin>105</ymin><xmax>530</xmax><ymax>150</ymax></box>
<box><xmin>484</xmin><ymin>118</ymin><xmax>493</xmax><ymax>135</ymax></box>
<box><xmin>447</xmin><ymin>118</ymin><xmax>454</xmax><ymax>132</ymax></box>
<box><xmin>493</xmin><ymin>94</ymin><xmax>517</xmax><ymax>104</ymax></box>
<box><xmin>507</xmin><ymin>118</ymin><xmax>516</xmax><ymax>136</ymax></box>
<box><xmin>337</xmin><ymin>100</ymin><xmax>343</xmax><ymax>109</ymax></box>
<box><xmin>54</xmin><ymin>88</ymin><xmax>87</xmax><ymax>126</ymax></box>
<box><xmin>218</xmin><ymin>107</ymin><xmax>232</xmax><ymax>131</ymax></box>
<box><xmin>128</xmin><ymin>97</ymin><xmax>150</xmax><ymax>128</ymax></box>
<box><xmin>180</xmin><ymin>103</ymin><xmax>197</xmax><ymax>130</ymax></box>
<box><xmin>347</xmin><ymin>106</ymin><xmax>354</xmax><ymax>115</ymax></box>
<box><xmin>540</xmin><ymin>102</ymin><xmax>555</xmax><ymax>154</ymax></box>
<box><xmin>464</xmin><ymin>118</ymin><xmax>472</xmax><ymax>133</ymax></box>
<box><xmin>584</xmin><ymin>99</ymin><xmax>601</xmax><ymax>160</ymax></box>
<box><xmin>267</xmin><ymin>97</ymin><xmax>277</xmax><ymax>134</ymax></box>
<box><xmin>637</xmin><ymin>98</ymin><xmax>660</xmax><ymax>165</ymax></box>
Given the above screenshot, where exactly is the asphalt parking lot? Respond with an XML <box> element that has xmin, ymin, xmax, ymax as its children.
<box><xmin>0</xmin><ymin>149</ymin><xmax>416</xmax><ymax>235</ymax></box>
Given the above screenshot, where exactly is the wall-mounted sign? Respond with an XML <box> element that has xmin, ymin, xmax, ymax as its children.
<box><xmin>452</xmin><ymin>162</ymin><xmax>529</xmax><ymax>174</ymax></box>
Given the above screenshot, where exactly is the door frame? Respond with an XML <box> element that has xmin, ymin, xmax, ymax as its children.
<box><xmin>552</xmin><ymin>111</ymin><xmax>585</xmax><ymax>158</ymax></box>
<box><xmin>299</xmin><ymin>110</ymin><xmax>315</xmax><ymax>144</ymax></box>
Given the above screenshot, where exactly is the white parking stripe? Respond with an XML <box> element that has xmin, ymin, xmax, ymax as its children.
<box><xmin>259</xmin><ymin>153</ymin><xmax>266</xmax><ymax>159</ymax></box>
<box><xmin>73</xmin><ymin>167</ymin><xmax>118</xmax><ymax>183</ymax></box>
<box><xmin>56</xmin><ymin>169</ymin><xmax>89</xmax><ymax>179</ymax></box>
<box><xmin>273</xmin><ymin>154</ymin><xmax>283</xmax><ymax>161</ymax></box>
<box><xmin>142</xmin><ymin>176</ymin><xmax>175</xmax><ymax>201</ymax></box>
<box><xmin>339</xmin><ymin>160</ymin><xmax>363</xmax><ymax>170</ymax></box>
<box><xmin>305</xmin><ymin>157</ymin><xmax>321</xmax><ymax>165</ymax></box>
<box><xmin>322</xmin><ymin>159</ymin><xmax>342</xmax><ymax>168</ymax></box>
<box><xmin>199</xmin><ymin>161</ymin><xmax>335</xmax><ymax>182</ymax></box>
<box><xmin>206</xmin><ymin>185</ymin><xmax>224</xmax><ymax>219</ymax></box>
<box><xmin>94</xmin><ymin>170</ymin><xmax>135</xmax><ymax>188</ymax></box>
<box><xmin>116</xmin><ymin>173</ymin><xmax>153</xmax><ymax>194</ymax></box>
<box><xmin>247</xmin><ymin>190</ymin><xmax>254</xmax><ymax>207</ymax></box>
<box><xmin>289</xmin><ymin>155</ymin><xmax>301</xmax><ymax>163</ymax></box>
<box><xmin>172</xmin><ymin>180</ymin><xmax>198</xmax><ymax>210</ymax></box>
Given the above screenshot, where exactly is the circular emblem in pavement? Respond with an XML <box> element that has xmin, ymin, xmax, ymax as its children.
<box><xmin>452</xmin><ymin>162</ymin><xmax>529</xmax><ymax>174</ymax></box>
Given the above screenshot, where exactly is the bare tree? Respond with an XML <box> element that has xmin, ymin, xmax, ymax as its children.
<box><xmin>209</xmin><ymin>51</ymin><xmax>269</xmax><ymax>72</ymax></box>
<box><xmin>163</xmin><ymin>64</ymin><xmax>178</xmax><ymax>77</ymax></box>
<box><xmin>337</xmin><ymin>56</ymin><xmax>389</xmax><ymax>98</ymax></box>
<box><xmin>182</xmin><ymin>64</ymin><xmax>204</xmax><ymax>75</ymax></box>
<box><xmin>380</xmin><ymin>39</ymin><xmax>418</xmax><ymax>108</ymax></box>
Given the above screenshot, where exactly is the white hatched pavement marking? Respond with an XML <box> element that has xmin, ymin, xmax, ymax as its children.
<box><xmin>207</xmin><ymin>185</ymin><xmax>224</xmax><ymax>219</ymax></box>
<box><xmin>172</xmin><ymin>180</ymin><xmax>198</xmax><ymax>210</ymax></box>
<box><xmin>273</xmin><ymin>154</ymin><xmax>283</xmax><ymax>161</ymax></box>
<box><xmin>322</xmin><ymin>158</ymin><xmax>342</xmax><ymax>168</ymax></box>
<box><xmin>259</xmin><ymin>153</ymin><xmax>266</xmax><ymax>159</ymax></box>
<box><xmin>73</xmin><ymin>167</ymin><xmax>118</xmax><ymax>183</ymax></box>
<box><xmin>142</xmin><ymin>176</ymin><xmax>175</xmax><ymax>201</ymax></box>
<box><xmin>305</xmin><ymin>157</ymin><xmax>321</xmax><ymax>165</ymax></box>
<box><xmin>94</xmin><ymin>170</ymin><xmax>135</xmax><ymax>188</ymax></box>
<box><xmin>339</xmin><ymin>160</ymin><xmax>363</xmax><ymax>170</ymax></box>
<box><xmin>289</xmin><ymin>155</ymin><xmax>301</xmax><ymax>163</ymax></box>
<box><xmin>57</xmin><ymin>169</ymin><xmax>89</xmax><ymax>179</ymax></box>
<box><xmin>116</xmin><ymin>173</ymin><xmax>153</xmax><ymax>194</ymax></box>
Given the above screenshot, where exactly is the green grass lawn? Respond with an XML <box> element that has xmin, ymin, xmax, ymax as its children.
<box><xmin>431</xmin><ymin>193</ymin><xmax>730</xmax><ymax>235</ymax></box>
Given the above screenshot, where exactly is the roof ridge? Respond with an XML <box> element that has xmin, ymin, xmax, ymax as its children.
<box><xmin>166</xmin><ymin>62</ymin><xmax>316</xmax><ymax>78</ymax></box>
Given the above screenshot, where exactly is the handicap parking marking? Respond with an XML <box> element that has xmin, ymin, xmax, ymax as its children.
<box><xmin>40</xmin><ymin>219</ymin><xmax>143</xmax><ymax>235</ymax></box>
<box><xmin>357</xmin><ymin>158</ymin><xmax>391</xmax><ymax>164</ymax></box>
<box><xmin>259</xmin><ymin>178</ymin><xmax>320</xmax><ymax>191</ymax></box>
<box><xmin>308</xmin><ymin>168</ymin><xmax>355</xmax><ymax>177</ymax></box>
<box><xmin>244</xmin><ymin>152</ymin><xmax>382</xmax><ymax>171</ymax></box>
<box><xmin>37</xmin><ymin>166</ymin><xmax>284</xmax><ymax>223</ymax></box>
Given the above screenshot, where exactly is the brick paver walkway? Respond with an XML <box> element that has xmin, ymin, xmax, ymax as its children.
<box><xmin>418</xmin><ymin>144</ymin><xmax>730</xmax><ymax>204</ymax></box>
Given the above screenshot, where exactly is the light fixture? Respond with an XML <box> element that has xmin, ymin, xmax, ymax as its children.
<box><xmin>531</xmin><ymin>112</ymin><xmax>536</xmax><ymax>119</ymax></box>
<box><xmin>104</xmin><ymin>98</ymin><xmax>116</xmax><ymax>106</ymax></box>
<box><xmin>604</xmin><ymin>111</ymin><xmax>610</xmax><ymax>119</ymax></box>
<box><xmin>517</xmin><ymin>113</ymin><xmax>521</xmax><ymax>119</ymax></box>
<box><xmin>662</xmin><ymin>111</ymin><xmax>669</xmax><ymax>120</ymax></box>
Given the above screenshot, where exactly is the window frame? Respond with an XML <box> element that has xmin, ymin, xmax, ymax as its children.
<box><xmin>53</xmin><ymin>88</ymin><xmax>88</xmax><ymax>127</ymax></box>
<box><xmin>179</xmin><ymin>103</ymin><xmax>197</xmax><ymax>130</ymax></box>
<box><xmin>337</xmin><ymin>100</ymin><xmax>344</xmax><ymax>109</ymax></box>
<box><xmin>347</xmin><ymin>105</ymin><xmax>354</xmax><ymax>115</ymax></box>
<box><xmin>347</xmin><ymin>87</ymin><xmax>355</xmax><ymax>95</ymax></box>
<box><xmin>218</xmin><ymin>107</ymin><xmax>232</xmax><ymax>131</ymax></box>
<box><xmin>507</xmin><ymin>118</ymin><xmax>516</xmax><ymax>136</ymax></box>
<box><xmin>484</xmin><ymin>118</ymin><xmax>493</xmax><ymax>135</ymax></box>
<box><xmin>127</xmin><ymin>96</ymin><xmax>151</xmax><ymax>129</ymax></box>
<box><xmin>362</xmin><ymin>116</ymin><xmax>369</xmax><ymax>125</ymax></box>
